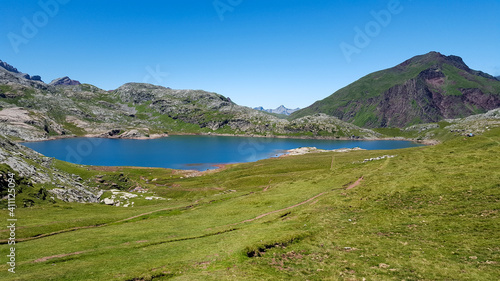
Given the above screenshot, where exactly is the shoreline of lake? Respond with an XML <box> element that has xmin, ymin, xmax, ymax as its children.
<box><xmin>17</xmin><ymin>131</ymin><xmax>438</xmax><ymax>145</ymax></box>
<box><xmin>21</xmin><ymin>135</ymin><xmax>426</xmax><ymax>171</ymax></box>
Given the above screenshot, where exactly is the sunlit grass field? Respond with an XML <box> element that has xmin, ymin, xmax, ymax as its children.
<box><xmin>1</xmin><ymin>129</ymin><xmax>499</xmax><ymax>280</ymax></box>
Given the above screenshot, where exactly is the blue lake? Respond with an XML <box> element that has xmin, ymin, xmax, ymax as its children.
<box><xmin>22</xmin><ymin>135</ymin><xmax>423</xmax><ymax>171</ymax></box>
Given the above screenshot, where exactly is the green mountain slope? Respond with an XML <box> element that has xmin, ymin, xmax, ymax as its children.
<box><xmin>291</xmin><ymin>52</ymin><xmax>500</xmax><ymax>128</ymax></box>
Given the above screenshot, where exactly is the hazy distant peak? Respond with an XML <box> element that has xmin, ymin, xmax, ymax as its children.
<box><xmin>254</xmin><ymin>105</ymin><xmax>300</xmax><ymax>116</ymax></box>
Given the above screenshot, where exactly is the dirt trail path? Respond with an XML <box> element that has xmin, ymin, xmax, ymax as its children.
<box><xmin>114</xmin><ymin>207</ymin><xmax>182</xmax><ymax>224</ymax></box>
<box><xmin>3</xmin><ymin>206</ymin><xmax>191</xmax><ymax>244</ymax></box>
<box><xmin>8</xmin><ymin>225</ymin><xmax>106</xmax><ymax>243</ymax></box>
<box><xmin>235</xmin><ymin>174</ymin><xmax>369</xmax><ymax>225</ymax></box>
<box><xmin>346</xmin><ymin>177</ymin><xmax>364</xmax><ymax>190</ymax></box>
<box><xmin>33</xmin><ymin>251</ymin><xmax>89</xmax><ymax>263</ymax></box>
<box><xmin>263</xmin><ymin>180</ymin><xmax>272</xmax><ymax>192</ymax></box>
<box><xmin>235</xmin><ymin>192</ymin><xmax>328</xmax><ymax>224</ymax></box>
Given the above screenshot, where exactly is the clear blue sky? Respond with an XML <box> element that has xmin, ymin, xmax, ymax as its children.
<box><xmin>1</xmin><ymin>0</ymin><xmax>499</xmax><ymax>109</ymax></box>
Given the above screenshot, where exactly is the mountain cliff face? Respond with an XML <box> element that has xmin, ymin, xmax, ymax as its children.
<box><xmin>291</xmin><ymin>52</ymin><xmax>500</xmax><ymax>128</ymax></box>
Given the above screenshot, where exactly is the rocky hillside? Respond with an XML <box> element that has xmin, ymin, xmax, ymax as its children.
<box><xmin>0</xmin><ymin>135</ymin><xmax>102</xmax><ymax>204</ymax></box>
<box><xmin>291</xmin><ymin>52</ymin><xmax>500</xmax><ymax>128</ymax></box>
<box><xmin>393</xmin><ymin>108</ymin><xmax>500</xmax><ymax>141</ymax></box>
<box><xmin>0</xmin><ymin>61</ymin><xmax>379</xmax><ymax>141</ymax></box>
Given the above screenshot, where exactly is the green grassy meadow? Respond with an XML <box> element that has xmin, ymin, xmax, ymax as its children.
<box><xmin>1</xmin><ymin>129</ymin><xmax>500</xmax><ymax>280</ymax></box>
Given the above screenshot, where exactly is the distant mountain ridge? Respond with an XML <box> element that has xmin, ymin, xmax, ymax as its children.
<box><xmin>254</xmin><ymin>105</ymin><xmax>300</xmax><ymax>115</ymax></box>
<box><xmin>291</xmin><ymin>52</ymin><xmax>500</xmax><ymax>128</ymax></box>
<box><xmin>0</xmin><ymin>60</ymin><xmax>43</xmax><ymax>82</ymax></box>
<box><xmin>0</xmin><ymin>60</ymin><xmax>379</xmax><ymax>141</ymax></box>
<box><xmin>2</xmin><ymin>53</ymin><xmax>499</xmax><ymax>139</ymax></box>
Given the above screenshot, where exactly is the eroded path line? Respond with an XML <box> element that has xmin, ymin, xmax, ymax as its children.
<box><xmin>31</xmin><ymin>227</ymin><xmax>238</xmax><ymax>264</ymax></box>
<box><xmin>2</xmin><ymin>206</ymin><xmax>192</xmax><ymax>244</ymax></box>
<box><xmin>114</xmin><ymin>206</ymin><xmax>183</xmax><ymax>224</ymax></box>
<box><xmin>33</xmin><ymin>251</ymin><xmax>90</xmax><ymax>263</ymax></box>
<box><xmin>234</xmin><ymin>176</ymin><xmax>367</xmax><ymax>225</ymax></box>
<box><xmin>6</xmin><ymin>225</ymin><xmax>107</xmax><ymax>243</ymax></box>
<box><xmin>346</xmin><ymin>177</ymin><xmax>364</xmax><ymax>190</ymax></box>
<box><xmin>235</xmin><ymin>192</ymin><xmax>328</xmax><ymax>225</ymax></box>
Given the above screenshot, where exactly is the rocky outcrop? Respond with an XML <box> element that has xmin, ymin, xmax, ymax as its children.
<box><xmin>0</xmin><ymin>60</ymin><xmax>44</xmax><ymax>83</ymax></box>
<box><xmin>283</xmin><ymin>146</ymin><xmax>364</xmax><ymax>156</ymax></box>
<box><xmin>49</xmin><ymin>187</ymin><xmax>103</xmax><ymax>203</ymax></box>
<box><xmin>399</xmin><ymin>107</ymin><xmax>500</xmax><ymax>141</ymax></box>
<box><xmin>443</xmin><ymin>108</ymin><xmax>500</xmax><ymax>135</ymax></box>
<box><xmin>0</xmin><ymin>107</ymin><xmax>67</xmax><ymax>141</ymax></box>
<box><xmin>30</xmin><ymin>75</ymin><xmax>43</xmax><ymax>82</ymax></box>
<box><xmin>0</xmin><ymin>64</ymin><xmax>50</xmax><ymax>90</ymax></box>
<box><xmin>49</xmin><ymin>76</ymin><xmax>81</xmax><ymax>86</ymax></box>
<box><xmin>0</xmin><ymin>60</ymin><xmax>19</xmax><ymax>73</ymax></box>
<box><xmin>0</xmin><ymin>135</ymin><xmax>102</xmax><ymax>203</ymax></box>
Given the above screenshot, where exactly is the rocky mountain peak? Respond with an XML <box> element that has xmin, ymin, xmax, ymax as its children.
<box><xmin>0</xmin><ymin>59</ymin><xmax>44</xmax><ymax>83</ymax></box>
<box><xmin>0</xmin><ymin>60</ymin><xmax>20</xmax><ymax>73</ymax></box>
<box><xmin>49</xmin><ymin>76</ymin><xmax>81</xmax><ymax>86</ymax></box>
<box><xmin>397</xmin><ymin>51</ymin><xmax>468</xmax><ymax>70</ymax></box>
